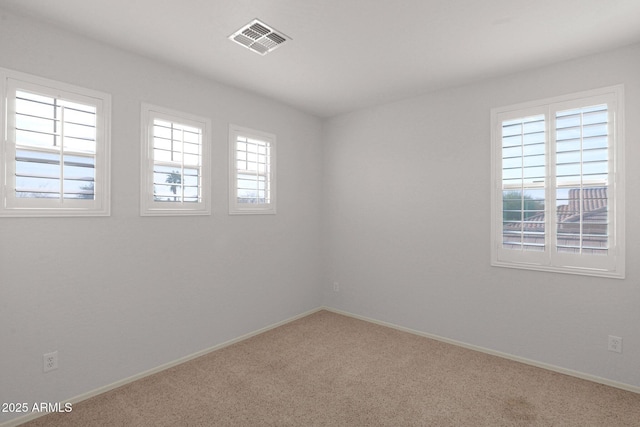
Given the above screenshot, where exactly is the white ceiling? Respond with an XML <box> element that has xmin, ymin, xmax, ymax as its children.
<box><xmin>2</xmin><ymin>0</ymin><xmax>640</xmax><ymax>118</ymax></box>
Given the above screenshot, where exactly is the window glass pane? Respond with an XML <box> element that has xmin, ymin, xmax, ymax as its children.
<box><xmin>556</xmin><ymin>115</ymin><xmax>581</xmax><ymax>129</ymax></box>
<box><xmin>583</xmin><ymin>161</ymin><xmax>608</xmax><ymax>175</ymax></box>
<box><xmin>154</xmin><ymin>124</ymin><xmax>172</xmax><ymax>139</ymax></box>
<box><xmin>183</xmin><ymin>184</ymin><xmax>199</xmax><ymax>197</ymax></box>
<box><xmin>502</xmin><ymin>135</ymin><xmax>521</xmax><ymax>147</ymax></box>
<box><xmin>171</xmin><ymin>140</ymin><xmax>183</xmax><ymax>153</ymax></box>
<box><xmin>501</xmin><ymin>115</ymin><xmax>546</xmax><ymax>253</ymax></box>
<box><xmin>502</xmin><ymin>231</ymin><xmax>522</xmax><ymax>245</ymax></box>
<box><xmin>230</xmin><ymin>127</ymin><xmax>274</xmax><ymax>213</ymax></box>
<box><xmin>502</xmin><ymin>145</ymin><xmax>522</xmax><ymax>158</ymax></box>
<box><xmin>556</xmin><ymin>163</ymin><xmax>581</xmax><ymax>177</ymax></box>
<box><xmin>15</xmin><ymin>192</ymin><xmax>60</xmax><ymax>198</ymax></box>
<box><xmin>236</xmin><ymin>136</ymin><xmax>272</xmax><ymax>204</ymax></box>
<box><xmin>502</xmin><ymin>168</ymin><xmax>521</xmax><ymax>180</ymax></box>
<box><xmin>522</xmin><ymin>243</ymin><xmax>545</xmax><ymax>252</ymax></box>
<box><xmin>522</xmin><ymin>154</ymin><xmax>544</xmax><ymax>167</ymax></box>
<box><xmin>183</xmin><ymin>154</ymin><xmax>199</xmax><ymax>166</ymax></box>
<box><xmin>16</xmin><ymin>97</ymin><xmax>59</xmax><ymax>120</ymax></box>
<box><xmin>64</xmin><ymin>137</ymin><xmax>96</xmax><ymax>154</ymax></box>
<box><xmin>183</xmin><ymin>131</ymin><xmax>200</xmax><ymax>144</ymax></box>
<box><xmin>63</xmin><ymin>179</ymin><xmax>94</xmax><ymax>199</ymax></box>
<box><xmin>582</xmin><ymin>110</ymin><xmax>607</xmax><ymax>126</ymax></box>
<box><xmin>153</xmin><ymin>137</ymin><xmax>171</xmax><ymax>151</ymax></box>
<box><xmin>63</xmin><ymin>107</ymin><xmax>96</xmax><ymax>127</ymax></box>
<box><xmin>12</xmin><ymin>89</ymin><xmax>100</xmax><ymax>201</ymax></box>
<box><xmin>522</xmin><ymin>119</ymin><xmax>544</xmax><ymax>133</ymax></box>
<box><xmin>16</xmin><ymin>159</ymin><xmax>57</xmax><ymax>179</ymax></box>
<box><xmin>238</xmin><ymin>178</ymin><xmax>257</xmax><ymax>190</ymax></box>
<box><xmin>582</xmin><ymin>148</ymin><xmax>607</xmax><ymax>162</ymax></box>
<box><xmin>157</xmin><ymin>171</ymin><xmax>181</xmax><ymax>199</ymax></box>
<box><xmin>523</xmin><ymin>166</ymin><xmax>545</xmax><ymax>179</ymax></box>
<box><xmin>583</xmin><ymin>221</ymin><xmax>608</xmax><ymax>236</ymax></box>
<box><xmin>154</xmin><ymin>149</ymin><xmax>172</xmax><ymax>163</ymax></box>
<box><xmin>583</xmin><ymin>136</ymin><xmax>607</xmax><ymax>150</ymax></box>
<box><xmin>15</xmin><ymin>175</ymin><xmax>60</xmax><ymax>197</ymax></box>
<box><xmin>556</xmin><ymin>128</ymin><xmax>581</xmax><ymax>141</ymax></box>
<box><xmin>16</xmin><ymin>129</ymin><xmax>57</xmax><ymax>148</ymax></box>
<box><xmin>154</xmin><ymin>183</ymin><xmax>179</xmax><ymax>201</ymax></box>
<box><xmin>59</xmin><ymin>99</ymin><xmax>95</xmax><ymax>114</ymax></box>
<box><xmin>16</xmin><ymin>90</ymin><xmax>52</xmax><ymax>104</ymax></box>
<box><xmin>63</xmin><ymin>163</ymin><xmax>94</xmax><ymax>181</ymax></box>
<box><xmin>556</xmin><ymin>139</ymin><xmax>581</xmax><ymax>152</ymax></box>
<box><xmin>523</xmin><ymin>132</ymin><xmax>544</xmax><ymax>144</ymax></box>
<box><xmin>16</xmin><ymin>114</ymin><xmax>57</xmax><ymax>134</ymax></box>
<box><xmin>183</xmin><ymin>175</ymin><xmax>198</xmax><ymax>187</ymax></box>
<box><xmin>150</xmin><ymin>117</ymin><xmax>203</xmax><ymax>204</ymax></box>
<box><xmin>502</xmin><ymin>191</ymin><xmax>545</xmax><ymax>222</ymax></box>
<box><xmin>556</xmin><ymin>175</ymin><xmax>581</xmax><ymax>186</ymax></box>
<box><xmin>554</xmin><ymin>105</ymin><xmax>609</xmax><ymax>254</ymax></box>
<box><xmin>555</xmin><ymin>186</ymin><xmax>609</xmax><ymax>252</ymax></box>
<box><xmin>583</xmin><ymin>123</ymin><xmax>607</xmax><ymax>138</ymax></box>
<box><xmin>183</xmin><ymin>142</ymin><xmax>199</xmax><ymax>155</ymax></box>
<box><xmin>63</xmin><ymin>121</ymin><xmax>95</xmax><ymax>141</ymax></box>
<box><xmin>522</xmin><ymin>144</ymin><xmax>544</xmax><ymax>156</ymax></box>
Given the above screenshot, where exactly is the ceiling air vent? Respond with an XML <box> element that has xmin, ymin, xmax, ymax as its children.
<box><xmin>229</xmin><ymin>19</ymin><xmax>290</xmax><ymax>56</ymax></box>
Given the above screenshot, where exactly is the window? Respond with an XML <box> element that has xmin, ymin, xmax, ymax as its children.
<box><xmin>491</xmin><ymin>86</ymin><xmax>625</xmax><ymax>278</ymax></box>
<box><xmin>228</xmin><ymin>124</ymin><xmax>276</xmax><ymax>215</ymax></box>
<box><xmin>0</xmin><ymin>68</ymin><xmax>111</xmax><ymax>216</ymax></box>
<box><xmin>140</xmin><ymin>104</ymin><xmax>211</xmax><ymax>216</ymax></box>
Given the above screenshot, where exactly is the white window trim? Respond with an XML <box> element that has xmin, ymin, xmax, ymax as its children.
<box><xmin>228</xmin><ymin>124</ymin><xmax>276</xmax><ymax>215</ymax></box>
<box><xmin>490</xmin><ymin>85</ymin><xmax>625</xmax><ymax>279</ymax></box>
<box><xmin>140</xmin><ymin>103</ymin><xmax>211</xmax><ymax>216</ymax></box>
<box><xmin>0</xmin><ymin>67</ymin><xmax>111</xmax><ymax>217</ymax></box>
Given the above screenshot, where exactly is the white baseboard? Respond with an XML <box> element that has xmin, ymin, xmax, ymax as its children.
<box><xmin>4</xmin><ymin>305</ymin><xmax>637</xmax><ymax>427</ymax></box>
<box><xmin>322</xmin><ymin>306</ymin><xmax>640</xmax><ymax>395</ymax></box>
<box><xmin>0</xmin><ymin>307</ymin><xmax>323</xmax><ymax>427</ymax></box>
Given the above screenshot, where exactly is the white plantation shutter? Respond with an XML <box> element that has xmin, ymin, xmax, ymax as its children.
<box><xmin>140</xmin><ymin>104</ymin><xmax>211</xmax><ymax>216</ymax></box>
<box><xmin>14</xmin><ymin>90</ymin><xmax>97</xmax><ymax>200</ymax></box>
<box><xmin>0</xmin><ymin>69</ymin><xmax>111</xmax><ymax>216</ymax></box>
<box><xmin>229</xmin><ymin>124</ymin><xmax>276</xmax><ymax>214</ymax></box>
<box><xmin>492</xmin><ymin>86</ymin><xmax>624</xmax><ymax>278</ymax></box>
<box><xmin>152</xmin><ymin>119</ymin><xmax>202</xmax><ymax>203</ymax></box>
<box><xmin>235</xmin><ymin>135</ymin><xmax>272</xmax><ymax>204</ymax></box>
<box><xmin>554</xmin><ymin>105</ymin><xmax>609</xmax><ymax>256</ymax></box>
<box><xmin>501</xmin><ymin>114</ymin><xmax>546</xmax><ymax>253</ymax></box>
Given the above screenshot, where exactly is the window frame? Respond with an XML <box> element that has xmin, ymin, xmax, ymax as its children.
<box><xmin>490</xmin><ymin>85</ymin><xmax>625</xmax><ymax>279</ymax></box>
<box><xmin>140</xmin><ymin>103</ymin><xmax>211</xmax><ymax>216</ymax></box>
<box><xmin>0</xmin><ymin>67</ymin><xmax>111</xmax><ymax>217</ymax></box>
<box><xmin>228</xmin><ymin>124</ymin><xmax>276</xmax><ymax>215</ymax></box>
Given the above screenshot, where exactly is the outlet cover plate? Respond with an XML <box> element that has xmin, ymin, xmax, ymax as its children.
<box><xmin>608</xmin><ymin>336</ymin><xmax>622</xmax><ymax>353</ymax></box>
<box><xmin>44</xmin><ymin>351</ymin><xmax>58</xmax><ymax>372</ymax></box>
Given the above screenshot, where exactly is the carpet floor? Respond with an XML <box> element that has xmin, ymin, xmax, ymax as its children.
<box><xmin>21</xmin><ymin>310</ymin><xmax>640</xmax><ymax>426</ymax></box>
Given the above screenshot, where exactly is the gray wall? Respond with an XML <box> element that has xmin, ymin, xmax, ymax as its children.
<box><xmin>0</xmin><ymin>10</ymin><xmax>323</xmax><ymax>423</ymax></box>
<box><xmin>322</xmin><ymin>43</ymin><xmax>640</xmax><ymax>388</ymax></box>
<box><xmin>1</xmin><ymin>6</ymin><xmax>639</xmax><ymax>425</ymax></box>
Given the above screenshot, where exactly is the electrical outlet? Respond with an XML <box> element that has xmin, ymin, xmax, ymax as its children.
<box><xmin>608</xmin><ymin>336</ymin><xmax>622</xmax><ymax>353</ymax></box>
<box><xmin>43</xmin><ymin>351</ymin><xmax>58</xmax><ymax>373</ymax></box>
<box><xmin>333</xmin><ymin>281</ymin><xmax>340</xmax><ymax>292</ymax></box>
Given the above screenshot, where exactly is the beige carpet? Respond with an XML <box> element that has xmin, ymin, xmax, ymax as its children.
<box><xmin>21</xmin><ymin>310</ymin><xmax>640</xmax><ymax>426</ymax></box>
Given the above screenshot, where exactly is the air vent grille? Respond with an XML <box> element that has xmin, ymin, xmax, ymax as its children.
<box><xmin>229</xmin><ymin>19</ymin><xmax>290</xmax><ymax>56</ymax></box>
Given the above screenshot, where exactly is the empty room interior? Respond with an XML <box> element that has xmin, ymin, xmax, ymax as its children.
<box><xmin>1</xmin><ymin>1</ymin><xmax>640</xmax><ymax>425</ymax></box>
